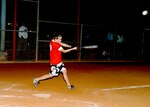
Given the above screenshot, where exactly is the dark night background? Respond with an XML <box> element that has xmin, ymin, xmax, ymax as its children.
<box><xmin>1</xmin><ymin>0</ymin><xmax>150</xmax><ymax>60</ymax></box>
<box><xmin>40</xmin><ymin>0</ymin><xmax>150</xmax><ymax>28</ymax></box>
<box><xmin>39</xmin><ymin>0</ymin><xmax>150</xmax><ymax>29</ymax></box>
<box><xmin>5</xmin><ymin>0</ymin><xmax>150</xmax><ymax>28</ymax></box>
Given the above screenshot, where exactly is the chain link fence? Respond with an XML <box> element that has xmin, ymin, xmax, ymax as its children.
<box><xmin>1</xmin><ymin>0</ymin><xmax>150</xmax><ymax>62</ymax></box>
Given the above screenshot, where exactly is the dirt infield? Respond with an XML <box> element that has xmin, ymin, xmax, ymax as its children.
<box><xmin>0</xmin><ymin>62</ymin><xmax>150</xmax><ymax>107</ymax></box>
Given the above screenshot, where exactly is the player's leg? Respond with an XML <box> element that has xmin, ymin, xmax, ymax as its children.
<box><xmin>33</xmin><ymin>73</ymin><xmax>53</xmax><ymax>87</ymax></box>
<box><xmin>33</xmin><ymin>64</ymin><xmax>60</xmax><ymax>87</ymax></box>
<box><xmin>35</xmin><ymin>74</ymin><xmax>53</xmax><ymax>82</ymax></box>
<box><xmin>61</xmin><ymin>68</ymin><xmax>75</xmax><ymax>90</ymax></box>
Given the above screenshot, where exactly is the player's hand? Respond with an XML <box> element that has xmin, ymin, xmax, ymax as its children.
<box><xmin>73</xmin><ymin>47</ymin><xmax>77</xmax><ymax>50</ymax></box>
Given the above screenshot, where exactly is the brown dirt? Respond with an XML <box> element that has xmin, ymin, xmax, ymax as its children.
<box><xmin>0</xmin><ymin>62</ymin><xmax>150</xmax><ymax>107</ymax></box>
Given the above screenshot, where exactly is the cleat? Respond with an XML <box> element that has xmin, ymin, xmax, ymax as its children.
<box><xmin>68</xmin><ymin>85</ymin><xmax>75</xmax><ymax>90</ymax></box>
<box><xmin>33</xmin><ymin>78</ymin><xmax>39</xmax><ymax>87</ymax></box>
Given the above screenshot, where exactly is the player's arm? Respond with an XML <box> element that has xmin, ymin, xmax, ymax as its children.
<box><xmin>59</xmin><ymin>42</ymin><xmax>71</xmax><ymax>48</ymax></box>
<box><xmin>60</xmin><ymin>47</ymin><xmax>77</xmax><ymax>53</ymax></box>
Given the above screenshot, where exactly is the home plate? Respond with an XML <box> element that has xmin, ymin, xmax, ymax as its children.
<box><xmin>32</xmin><ymin>93</ymin><xmax>51</xmax><ymax>98</ymax></box>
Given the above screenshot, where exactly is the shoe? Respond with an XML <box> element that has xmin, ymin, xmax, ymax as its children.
<box><xmin>68</xmin><ymin>85</ymin><xmax>75</xmax><ymax>90</ymax></box>
<box><xmin>33</xmin><ymin>78</ymin><xmax>39</xmax><ymax>87</ymax></box>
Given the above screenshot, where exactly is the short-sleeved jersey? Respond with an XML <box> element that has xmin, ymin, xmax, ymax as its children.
<box><xmin>49</xmin><ymin>39</ymin><xmax>62</xmax><ymax>65</ymax></box>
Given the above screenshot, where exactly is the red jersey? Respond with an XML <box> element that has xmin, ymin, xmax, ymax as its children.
<box><xmin>49</xmin><ymin>39</ymin><xmax>62</xmax><ymax>65</ymax></box>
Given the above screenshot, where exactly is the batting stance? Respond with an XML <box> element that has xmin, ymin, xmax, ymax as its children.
<box><xmin>33</xmin><ymin>32</ymin><xmax>77</xmax><ymax>90</ymax></box>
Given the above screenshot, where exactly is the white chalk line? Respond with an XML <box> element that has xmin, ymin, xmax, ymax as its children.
<box><xmin>32</xmin><ymin>94</ymin><xmax>100</xmax><ymax>107</ymax></box>
<box><xmin>0</xmin><ymin>83</ymin><xmax>26</xmax><ymax>91</ymax></box>
<box><xmin>0</xmin><ymin>88</ymin><xmax>100</xmax><ymax>107</ymax></box>
<box><xmin>0</xmin><ymin>95</ymin><xmax>26</xmax><ymax>99</ymax></box>
<box><xmin>3</xmin><ymin>84</ymin><xmax>18</xmax><ymax>91</ymax></box>
<box><xmin>0</xmin><ymin>93</ymin><xmax>100</xmax><ymax>107</ymax></box>
<box><xmin>54</xmin><ymin>98</ymin><xmax>100</xmax><ymax>107</ymax></box>
<box><xmin>101</xmin><ymin>84</ymin><xmax>150</xmax><ymax>91</ymax></box>
<box><xmin>32</xmin><ymin>93</ymin><xmax>51</xmax><ymax>98</ymax></box>
<box><xmin>0</xmin><ymin>93</ymin><xmax>51</xmax><ymax>99</ymax></box>
<box><xmin>1</xmin><ymin>88</ymin><xmax>41</xmax><ymax>93</ymax></box>
<box><xmin>0</xmin><ymin>105</ymin><xmax>26</xmax><ymax>107</ymax></box>
<box><xmin>0</xmin><ymin>83</ymin><xmax>41</xmax><ymax>93</ymax></box>
<box><xmin>0</xmin><ymin>83</ymin><xmax>50</xmax><ymax>99</ymax></box>
<box><xmin>0</xmin><ymin>83</ymin><xmax>100</xmax><ymax>107</ymax></box>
